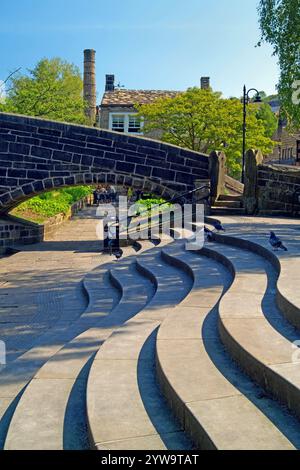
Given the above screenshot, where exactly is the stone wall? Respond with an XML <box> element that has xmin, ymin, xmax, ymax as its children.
<box><xmin>0</xmin><ymin>217</ymin><xmax>43</xmax><ymax>254</ymax></box>
<box><xmin>43</xmin><ymin>196</ymin><xmax>90</xmax><ymax>239</ymax></box>
<box><xmin>257</xmin><ymin>164</ymin><xmax>300</xmax><ymax>214</ymax></box>
<box><xmin>0</xmin><ymin>113</ymin><xmax>209</xmax><ymax>213</ymax></box>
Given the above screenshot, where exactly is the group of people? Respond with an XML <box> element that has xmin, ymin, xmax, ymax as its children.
<box><xmin>93</xmin><ymin>185</ymin><xmax>117</xmax><ymax>205</ymax></box>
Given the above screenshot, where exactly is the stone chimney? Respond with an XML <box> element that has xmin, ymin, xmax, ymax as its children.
<box><xmin>200</xmin><ymin>77</ymin><xmax>210</xmax><ymax>90</ymax></box>
<box><xmin>83</xmin><ymin>49</ymin><xmax>96</xmax><ymax>122</ymax></box>
<box><xmin>105</xmin><ymin>74</ymin><xmax>115</xmax><ymax>92</ymax></box>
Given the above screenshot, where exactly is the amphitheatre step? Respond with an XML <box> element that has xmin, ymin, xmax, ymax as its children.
<box><xmin>156</xmin><ymin>243</ymin><xmax>296</xmax><ymax>450</ymax></box>
<box><xmin>87</xmin><ymin>241</ymin><xmax>195</xmax><ymax>451</ymax></box>
<box><xmin>4</xmin><ymin>243</ymin><xmax>156</xmax><ymax>450</ymax></box>
<box><xmin>0</xmin><ymin>259</ymin><xmax>118</xmax><ymax>448</ymax></box>
<box><xmin>213</xmin><ymin>218</ymin><xmax>300</xmax><ymax>332</ymax></box>
<box><xmin>200</xmin><ymin>236</ymin><xmax>300</xmax><ymax>423</ymax></box>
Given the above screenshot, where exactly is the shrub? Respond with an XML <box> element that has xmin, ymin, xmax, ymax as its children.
<box><xmin>11</xmin><ymin>185</ymin><xmax>93</xmax><ymax>221</ymax></box>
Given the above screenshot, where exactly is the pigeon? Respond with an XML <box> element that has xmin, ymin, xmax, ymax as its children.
<box><xmin>269</xmin><ymin>231</ymin><xmax>287</xmax><ymax>251</ymax></box>
<box><xmin>132</xmin><ymin>241</ymin><xmax>141</xmax><ymax>252</ymax></box>
<box><xmin>204</xmin><ymin>226</ymin><xmax>214</xmax><ymax>242</ymax></box>
<box><xmin>213</xmin><ymin>221</ymin><xmax>225</xmax><ymax>232</ymax></box>
<box><xmin>114</xmin><ymin>248</ymin><xmax>123</xmax><ymax>261</ymax></box>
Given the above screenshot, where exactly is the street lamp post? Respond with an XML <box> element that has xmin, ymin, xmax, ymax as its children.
<box><xmin>242</xmin><ymin>85</ymin><xmax>262</xmax><ymax>184</ymax></box>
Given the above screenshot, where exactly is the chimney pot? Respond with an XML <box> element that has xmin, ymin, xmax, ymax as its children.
<box><xmin>201</xmin><ymin>77</ymin><xmax>210</xmax><ymax>90</ymax></box>
<box><xmin>105</xmin><ymin>74</ymin><xmax>115</xmax><ymax>92</ymax></box>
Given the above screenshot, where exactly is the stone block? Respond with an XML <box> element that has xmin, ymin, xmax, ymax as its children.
<box><xmin>52</xmin><ymin>150</ymin><xmax>72</xmax><ymax>162</ymax></box>
<box><xmin>31</xmin><ymin>146</ymin><xmax>52</xmax><ymax>159</ymax></box>
<box><xmin>152</xmin><ymin>168</ymin><xmax>175</xmax><ymax>180</ymax></box>
<box><xmin>0</xmin><ymin>142</ymin><xmax>9</xmax><ymax>153</ymax></box>
<box><xmin>116</xmin><ymin>161</ymin><xmax>135</xmax><ymax>173</ymax></box>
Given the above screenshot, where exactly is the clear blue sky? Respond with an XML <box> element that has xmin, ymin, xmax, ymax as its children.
<box><xmin>0</xmin><ymin>0</ymin><xmax>278</xmax><ymax>100</ymax></box>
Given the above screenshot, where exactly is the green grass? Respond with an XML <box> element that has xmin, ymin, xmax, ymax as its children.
<box><xmin>11</xmin><ymin>186</ymin><xmax>93</xmax><ymax>223</ymax></box>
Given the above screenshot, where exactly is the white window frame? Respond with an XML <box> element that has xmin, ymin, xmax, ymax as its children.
<box><xmin>109</xmin><ymin>112</ymin><xmax>144</xmax><ymax>135</ymax></box>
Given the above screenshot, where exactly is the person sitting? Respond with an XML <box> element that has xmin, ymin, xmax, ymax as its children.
<box><xmin>93</xmin><ymin>185</ymin><xmax>101</xmax><ymax>205</ymax></box>
<box><xmin>99</xmin><ymin>187</ymin><xmax>107</xmax><ymax>204</ymax></box>
<box><xmin>93</xmin><ymin>188</ymin><xmax>98</xmax><ymax>205</ymax></box>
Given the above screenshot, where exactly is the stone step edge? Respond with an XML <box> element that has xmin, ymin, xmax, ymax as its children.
<box><xmin>211</xmin><ymin>231</ymin><xmax>300</xmax><ymax>331</ymax></box>
<box><xmin>156</xmin><ymin>246</ymin><xmax>295</xmax><ymax>450</ymax></box>
<box><xmin>200</xmin><ymin>244</ymin><xmax>300</xmax><ymax>422</ymax></box>
<box><xmin>203</xmin><ymin>218</ymin><xmax>300</xmax><ymax>332</ymax></box>
<box><xmin>86</xmin><ymin>242</ymin><xmax>186</xmax><ymax>450</ymax></box>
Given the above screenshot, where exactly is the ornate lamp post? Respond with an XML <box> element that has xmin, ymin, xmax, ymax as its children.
<box><xmin>242</xmin><ymin>85</ymin><xmax>262</xmax><ymax>183</ymax></box>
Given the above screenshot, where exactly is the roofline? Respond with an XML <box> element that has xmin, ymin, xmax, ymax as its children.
<box><xmin>100</xmin><ymin>103</ymin><xmax>137</xmax><ymax>108</ymax></box>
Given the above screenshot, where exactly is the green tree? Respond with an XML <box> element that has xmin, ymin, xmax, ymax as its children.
<box><xmin>0</xmin><ymin>58</ymin><xmax>89</xmax><ymax>124</ymax></box>
<box><xmin>258</xmin><ymin>0</ymin><xmax>300</xmax><ymax>127</ymax></box>
<box><xmin>137</xmin><ymin>87</ymin><xmax>275</xmax><ymax>178</ymax></box>
<box><xmin>256</xmin><ymin>102</ymin><xmax>278</xmax><ymax>138</ymax></box>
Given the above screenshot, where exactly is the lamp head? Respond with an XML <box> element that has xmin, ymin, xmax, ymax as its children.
<box><xmin>253</xmin><ymin>93</ymin><xmax>262</xmax><ymax>103</ymax></box>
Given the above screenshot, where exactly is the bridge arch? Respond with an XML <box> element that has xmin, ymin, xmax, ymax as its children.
<box><xmin>0</xmin><ymin>113</ymin><xmax>209</xmax><ymax>213</ymax></box>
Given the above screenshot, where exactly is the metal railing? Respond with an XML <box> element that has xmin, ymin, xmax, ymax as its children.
<box><xmin>103</xmin><ymin>184</ymin><xmax>210</xmax><ymax>252</ymax></box>
<box><xmin>107</xmin><ymin>183</ymin><xmax>210</xmax><ymax>231</ymax></box>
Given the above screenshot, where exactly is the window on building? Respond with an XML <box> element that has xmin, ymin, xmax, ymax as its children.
<box><xmin>109</xmin><ymin>113</ymin><xmax>143</xmax><ymax>134</ymax></box>
<box><xmin>111</xmin><ymin>115</ymin><xmax>125</xmax><ymax>132</ymax></box>
<box><xmin>128</xmin><ymin>115</ymin><xmax>141</xmax><ymax>133</ymax></box>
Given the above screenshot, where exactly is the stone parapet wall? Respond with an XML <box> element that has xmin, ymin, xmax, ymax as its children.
<box><xmin>224</xmin><ymin>174</ymin><xmax>244</xmax><ymax>195</ymax></box>
<box><xmin>0</xmin><ymin>112</ymin><xmax>209</xmax><ymax>213</ymax></box>
<box><xmin>257</xmin><ymin>164</ymin><xmax>300</xmax><ymax>214</ymax></box>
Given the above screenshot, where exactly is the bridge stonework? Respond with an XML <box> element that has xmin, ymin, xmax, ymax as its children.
<box><xmin>0</xmin><ymin>113</ymin><xmax>209</xmax><ymax>213</ymax></box>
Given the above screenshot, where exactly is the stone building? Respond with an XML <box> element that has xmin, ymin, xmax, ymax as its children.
<box><xmin>96</xmin><ymin>74</ymin><xmax>211</xmax><ymax>139</ymax></box>
<box><xmin>267</xmin><ymin>120</ymin><xmax>300</xmax><ymax>166</ymax></box>
<box><xmin>264</xmin><ymin>97</ymin><xmax>300</xmax><ymax>166</ymax></box>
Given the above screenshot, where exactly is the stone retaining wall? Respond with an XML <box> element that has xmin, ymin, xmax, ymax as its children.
<box><xmin>0</xmin><ymin>196</ymin><xmax>90</xmax><ymax>253</ymax></box>
<box><xmin>43</xmin><ymin>196</ymin><xmax>90</xmax><ymax>239</ymax></box>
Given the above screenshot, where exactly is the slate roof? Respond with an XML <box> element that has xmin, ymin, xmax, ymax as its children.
<box><xmin>101</xmin><ymin>89</ymin><xmax>180</xmax><ymax>107</ymax></box>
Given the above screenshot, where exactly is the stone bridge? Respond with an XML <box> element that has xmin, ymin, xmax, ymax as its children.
<box><xmin>0</xmin><ymin>113</ymin><xmax>209</xmax><ymax>213</ymax></box>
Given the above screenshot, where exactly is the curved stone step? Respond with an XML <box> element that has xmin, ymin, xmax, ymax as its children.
<box><xmin>212</xmin><ymin>221</ymin><xmax>300</xmax><ymax>333</ymax></box>
<box><xmin>0</xmin><ymin>246</ymin><xmax>140</xmax><ymax>449</ymax></box>
<box><xmin>197</xmin><ymin>216</ymin><xmax>300</xmax><ymax>334</ymax></box>
<box><xmin>4</xmin><ymin>243</ymin><xmax>156</xmax><ymax>450</ymax></box>
<box><xmin>156</xmin><ymin>243</ymin><xmax>296</xmax><ymax>450</ymax></box>
<box><xmin>87</xmin><ymin>241</ymin><xmax>195</xmax><ymax>450</ymax></box>
<box><xmin>200</xmin><ymin>239</ymin><xmax>300</xmax><ymax>423</ymax></box>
